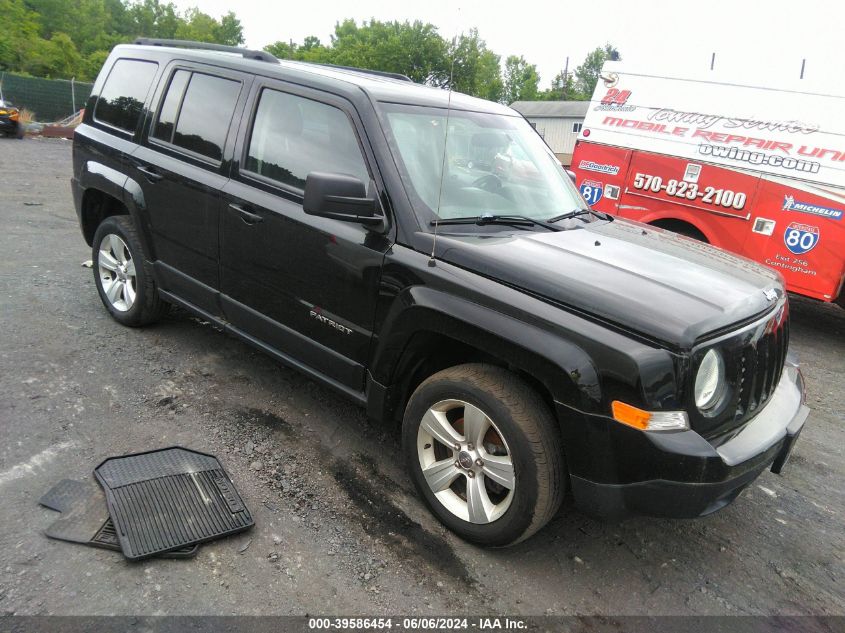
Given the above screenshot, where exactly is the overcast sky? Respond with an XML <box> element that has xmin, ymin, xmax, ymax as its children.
<box><xmin>172</xmin><ymin>0</ymin><xmax>844</xmax><ymax>92</ymax></box>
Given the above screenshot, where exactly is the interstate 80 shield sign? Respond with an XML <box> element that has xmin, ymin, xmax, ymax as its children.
<box><xmin>783</xmin><ymin>222</ymin><xmax>820</xmax><ymax>254</ymax></box>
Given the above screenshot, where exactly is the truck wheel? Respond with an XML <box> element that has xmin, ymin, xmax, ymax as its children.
<box><xmin>651</xmin><ymin>219</ymin><xmax>708</xmax><ymax>242</ymax></box>
<box><xmin>402</xmin><ymin>364</ymin><xmax>565</xmax><ymax>546</ymax></box>
<box><xmin>92</xmin><ymin>215</ymin><xmax>167</xmax><ymax>327</ymax></box>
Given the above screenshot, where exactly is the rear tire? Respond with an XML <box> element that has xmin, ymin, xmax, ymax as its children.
<box><xmin>402</xmin><ymin>363</ymin><xmax>565</xmax><ymax>546</ymax></box>
<box><xmin>92</xmin><ymin>215</ymin><xmax>167</xmax><ymax>327</ymax></box>
<box><xmin>651</xmin><ymin>219</ymin><xmax>708</xmax><ymax>242</ymax></box>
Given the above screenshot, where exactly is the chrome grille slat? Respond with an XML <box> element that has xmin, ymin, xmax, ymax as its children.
<box><xmin>762</xmin><ymin>331</ymin><xmax>774</xmax><ymax>401</ymax></box>
<box><xmin>766</xmin><ymin>328</ymin><xmax>780</xmax><ymax>395</ymax></box>
<box><xmin>736</xmin><ymin>308</ymin><xmax>788</xmax><ymax>421</ymax></box>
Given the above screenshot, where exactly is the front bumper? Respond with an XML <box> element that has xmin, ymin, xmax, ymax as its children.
<box><xmin>559</xmin><ymin>357</ymin><xmax>808</xmax><ymax>519</ymax></box>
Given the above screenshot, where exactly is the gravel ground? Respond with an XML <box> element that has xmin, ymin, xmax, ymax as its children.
<box><xmin>0</xmin><ymin>137</ymin><xmax>843</xmax><ymax>616</ymax></box>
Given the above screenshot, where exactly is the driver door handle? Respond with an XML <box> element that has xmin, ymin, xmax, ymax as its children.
<box><xmin>135</xmin><ymin>164</ymin><xmax>163</xmax><ymax>182</ymax></box>
<box><xmin>229</xmin><ymin>203</ymin><xmax>263</xmax><ymax>225</ymax></box>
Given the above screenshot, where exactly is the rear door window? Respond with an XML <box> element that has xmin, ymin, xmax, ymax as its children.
<box><xmin>152</xmin><ymin>69</ymin><xmax>190</xmax><ymax>142</ymax></box>
<box><xmin>244</xmin><ymin>88</ymin><xmax>369</xmax><ymax>190</ymax></box>
<box><xmin>94</xmin><ymin>59</ymin><xmax>159</xmax><ymax>132</ymax></box>
<box><xmin>151</xmin><ymin>70</ymin><xmax>242</xmax><ymax>162</ymax></box>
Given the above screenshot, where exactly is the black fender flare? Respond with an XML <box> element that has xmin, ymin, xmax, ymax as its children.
<box><xmin>78</xmin><ymin>161</ymin><xmax>156</xmax><ymax>261</ymax></box>
<box><xmin>369</xmin><ymin>286</ymin><xmax>601</xmax><ymax>415</ymax></box>
<box><xmin>120</xmin><ymin>174</ymin><xmax>157</xmax><ymax>261</ymax></box>
<box><xmin>79</xmin><ymin>160</ymin><xmax>129</xmax><ymax>210</ymax></box>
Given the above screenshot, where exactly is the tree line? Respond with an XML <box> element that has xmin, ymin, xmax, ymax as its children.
<box><xmin>0</xmin><ymin>0</ymin><xmax>620</xmax><ymax>104</ymax></box>
<box><xmin>0</xmin><ymin>0</ymin><xmax>244</xmax><ymax>82</ymax></box>
<box><xmin>267</xmin><ymin>24</ymin><xmax>620</xmax><ymax>103</ymax></box>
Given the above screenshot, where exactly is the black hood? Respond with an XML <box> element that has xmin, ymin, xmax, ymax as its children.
<box><xmin>434</xmin><ymin>219</ymin><xmax>783</xmax><ymax>348</ymax></box>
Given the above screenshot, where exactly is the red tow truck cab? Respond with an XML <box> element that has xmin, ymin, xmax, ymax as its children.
<box><xmin>571</xmin><ymin>62</ymin><xmax>845</xmax><ymax>305</ymax></box>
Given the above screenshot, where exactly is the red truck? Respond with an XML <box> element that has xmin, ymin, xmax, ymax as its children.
<box><xmin>571</xmin><ymin>62</ymin><xmax>845</xmax><ymax>305</ymax></box>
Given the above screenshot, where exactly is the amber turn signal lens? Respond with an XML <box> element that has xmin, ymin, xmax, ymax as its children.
<box><xmin>611</xmin><ymin>400</ymin><xmax>651</xmax><ymax>429</ymax></box>
<box><xmin>611</xmin><ymin>401</ymin><xmax>690</xmax><ymax>432</ymax></box>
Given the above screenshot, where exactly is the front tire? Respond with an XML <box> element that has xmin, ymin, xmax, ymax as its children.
<box><xmin>402</xmin><ymin>364</ymin><xmax>565</xmax><ymax>546</ymax></box>
<box><xmin>92</xmin><ymin>215</ymin><xmax>167</xmax><ymax>327</ymax></box>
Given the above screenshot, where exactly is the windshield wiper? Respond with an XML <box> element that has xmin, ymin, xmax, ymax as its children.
<box><xmin>430</xmin><ymin>213</ymin><xmax>562</xmax><ymax>231</ymax></box>
<box><xmin>547</xmin><ymin>208</ymin><xmax>613</xmax><ymax>224</ymax></box>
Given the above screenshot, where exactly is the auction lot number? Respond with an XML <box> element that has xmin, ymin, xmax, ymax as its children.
<box><xmin>308</xmin><ymin>618</ymin><xmax>471</xmax><ymax>629</ymax></box>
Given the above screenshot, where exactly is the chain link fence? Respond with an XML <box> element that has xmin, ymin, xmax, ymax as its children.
<box><xmin>0</xmin><ymin>72</ymin><xmax>93</xmax><ymax>123</ymax></box>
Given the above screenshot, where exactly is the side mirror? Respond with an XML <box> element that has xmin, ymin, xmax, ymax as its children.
<box><xmin>566</xmin><ymin>169</ymin><xmax>577</xmax><ymax>183</ymax></box>
<box><xmin>303</xmin><ymin>172</ymin><xmax>384</xmax><ymax>228</ymax></box>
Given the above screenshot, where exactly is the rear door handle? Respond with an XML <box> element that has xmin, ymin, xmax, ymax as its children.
<box><xmin>229</xmin><ymin>203</ymin><xmax>263</xmax><ymax>225</ymax></box>
<box><xmin>135</xmin><ymin>165</ymin><xmax>163</xmax><ymax>182</ymax></box>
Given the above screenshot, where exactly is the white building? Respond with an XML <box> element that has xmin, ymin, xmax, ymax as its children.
<box><xmin>509</xmin><ymin>101</ymin><xmax>590</xmax><ymax>166</ymax></box>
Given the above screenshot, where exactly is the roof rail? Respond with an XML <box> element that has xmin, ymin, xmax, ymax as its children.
<box><xmin>312</xmin><ymin>63</ymin><xmax>413</xmax><ymax>83</ymax></box>
<box><xmin>133</xmin><ymin>38</ymin><xmax>278</xmax><ymax>64</ymax></box>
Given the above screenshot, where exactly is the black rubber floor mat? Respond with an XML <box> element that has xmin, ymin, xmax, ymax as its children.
<box><xmin>40</xmin><ymin>479</ymin><xmax>198</xmax><ymax>558</ymax></box>
<box><xmin>94</xmin><ymin>447</ymin><xmax>253</xmax><ymax>560</ymax></box>
<box><xmin>39</xmin><ymin>478</ymin><xmax>91</xmax><ymax>513</ymax></box>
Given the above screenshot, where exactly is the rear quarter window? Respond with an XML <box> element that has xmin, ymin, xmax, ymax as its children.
<box><xmin>151</xmin><ymin>70</ymin><xmax>241</xmax><ymax>162</ymax></box>
<box><xmin>94</xmin><ymin>59</ymin><xmax>159</xmax><ymax>132</ymax></box>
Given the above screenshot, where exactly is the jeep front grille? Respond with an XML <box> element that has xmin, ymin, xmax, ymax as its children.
<box><xmin>690</xmin><ymin>301</ymin><xmax>790</xmax><ymax>440</ymax></box>
<box><xmin>735</xmin><ymin>317</ymin><xmax>789</xmax><ymax>419</ymax></box>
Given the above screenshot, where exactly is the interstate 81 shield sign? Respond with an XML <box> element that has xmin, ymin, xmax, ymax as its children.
<box><xmin>783</xmin><ymin>222</ymin><xmax>820</xmax><ymax>254</ymax></box>
<box><xmin>579</xmin><ymin>180</ymin><xmax>603</xmax><ymax>206</ymax></box>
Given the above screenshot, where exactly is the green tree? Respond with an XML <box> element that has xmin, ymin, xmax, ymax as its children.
<box><xmin>475</xmin><ymin>50</ymin><xmax>503</xmax><ymax>102</ymax></box>
<box><xmin>215</xmin><ymin>12</ymin><xmax>245</xmax><ymax>46</ymax></box>
<box><xmin>175</xmin><ymin>8</ymin><xmax>221</xmax><ymax>43</ymax></box>
<box><xmin>0</xmin><ymin>0</ymin><xmax>248</xmax><ymax>81</ymax></box>
<box><xmin>264</xmin><ymin>37</ymin><xmax>332</xmax><ymax>63</ymax></box>
<box><xmin>74</xmin><ymin>0</ymin><xmax>122</xmax><ymax>55</ymax></box>
<box><xmin>23</xmin><ymin>32</ymin><xmax>82</xmax><ymax>78</ymax></box>
<box><xmin>537</xmin><ymin>70</ymin><xmax>577</xmax><ymax>101</ymax></box>
<box><xmin>264</xmin><ymin>21</ymin><xmax>514</xmax><ymax>101</ymax></box>
<box><xmin>574</xmin><ymin>43</ymin><xmax>620</xmax><ymax>98</ymax></box>
<box><xmin>267</xmin><ymin>19</ymin><xmax>450</xmax><ymax>84</ymax></box>
<box><xmin>82</xmin><ymin>49</ymin><xmax>110</xmax><ymax>80</ymax></box>
<box><xmin>127</xmin><ymin>0</ymin><xmax>180</xmax><ymax>39</ymax></box>
<box><xmin>301</xmin><ymin>36</ymin><xmax>322</xmax><ymax>52</ymax></box>
<box><xmin>264</xmin><ymin>40</ymin><xmax>299</xmax><ymax>59</ymax></box>
<box><xmin>25</xmin><ymin>0</ymin><xmax>72</xmax><ymax>37</ymax></box>
<box><xmin>447</xmin><ymin>29</ymin><xmax>502</xmax><ymax>102</ymax></box>
<box><xmin>502</xmin><ymin>55</ymin><xmax>539</xmax><ymax>104</ymax></box>
<box><xmin>0</xmin><ymin>0</ymin><xmax>41</xmax><ymax>72</ymax></box>
<box><xmin>329</xmin><ymin>19</ymin><xmax>449</xmax><ymax>85</ymax></box>
<box><xmin>1</xmin><ymin>6</ymin><xmax>539</xmax><ymax>101</ymax></box>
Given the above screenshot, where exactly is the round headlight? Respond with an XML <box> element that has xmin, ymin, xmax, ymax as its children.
<box><xmin>694</xmin><ymin>349</ymin><xmax>725</xmax><ymax>411</ymax></box>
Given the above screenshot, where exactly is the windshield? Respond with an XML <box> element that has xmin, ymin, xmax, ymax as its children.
<box><xmin>382</xmin><ymin>104</ymin><xmax>588</xmax><ymax>229</ymax></box>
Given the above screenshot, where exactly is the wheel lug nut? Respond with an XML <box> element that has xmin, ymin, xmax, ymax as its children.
<box><xmin>454</xmin><ymin>461</ymin><xmax>460</xmax><ymax>468</ymax></box>
<box><xmin>475</xmin><ymin>458</ymin><xmax>483</xmax><ymax>466</ymax></box>
<box><xmin>467</xmin><ymin>443</ymin><xmax>474</xmax><ymax>450</ymax></box>
<box><xmin>454</xmin><ymin>444</ymin><xmax>461</xmax><ymax>451</ymax></box>
<box><xmin>466</xmin><ymin>471</ymin><xmax>475</xmax><ymax>478</ymax></box>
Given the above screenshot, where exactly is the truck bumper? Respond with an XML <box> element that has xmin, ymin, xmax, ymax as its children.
<box><xmin>560</xmin><ymin>357</ymin><xmax>808</xmax><ymax>519</ymax></box>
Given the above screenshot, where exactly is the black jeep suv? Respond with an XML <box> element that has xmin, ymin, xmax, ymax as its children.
<box><xmin>72</xmin><ymin>39</ymin><xmax>808</xmax><ymax>545</ymax></box>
